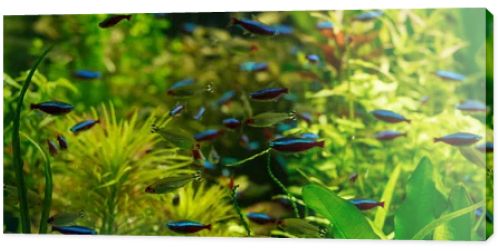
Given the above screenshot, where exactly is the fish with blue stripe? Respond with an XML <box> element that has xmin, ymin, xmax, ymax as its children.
<box><xmin>371</xmin><ymin>109</ymin><xmax>410</xmax><ymax>123</ymax></box>
<box><xmin>246</xmin><ymin>212</ymin><xmax>280</xmax><ymax>225</ymax></box>
<box><xmin>30</xmin><ymin>101</ymin><xmax>74</xmax><ymax>115</ymax></box>
<box><xmin>70</xmin><ymin>119</ymin><xmax>100</xmax><ymax>134</ymax></box>
<box><xmin>194</xmin><ymin>129</ymin><xmax>225</xmax><ymax>142</ymax></box>
<box><xmin>73</xmin><ymin>70</ymin><xmax>101</xmax><ymax>80</ymax></box>
<box><xmin>435</xmin><ymin>70</ymin><xmax>466</xmax><ymax>81</ymax></box>
<box><xmin>434</xmin><ymin>132</ymin><xmax>482</xmax><ymax>146</ymax></box>
<box><xmin>231</xmin><ymin>17</ymin><xmax>276</xmax><ymax>35</ymax></box>
<box><xmin>350</xmin><ymin>199</ymin><xmax>384</xmax><ymax>210</ymax></box>
<box><xmin>270</xmin><ymin>137</ymin><xmax>324</xmax><ymax>153</ymax></box>
<box><xmin>167</xmin><ymin>220</ymin><xmax>211</xmax><ymax>233</ymax></box>
<box><xmin>52</xmin><ymin>225</ymin><xmax>96</xmax><ymax>235</ymax></box>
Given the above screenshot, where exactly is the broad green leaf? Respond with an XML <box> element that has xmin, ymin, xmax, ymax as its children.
<box><xmin>394</xmin><ymin>157</ymin><xmax>447</xmax><ymax>240</ymax></box>
<box><xmin>302</xmin><ymin>183</ymin><xmax>379</xmax><ymax>239</ymax></box>
<box><xmin>374</xmin><ymin>164</ymin><xmax>401</xmax><ymax>231</ymax></box>
<box><xmin>433</xmin><ymin>185</ymin><xmax>474</xmax><ymax>240</ymax></box>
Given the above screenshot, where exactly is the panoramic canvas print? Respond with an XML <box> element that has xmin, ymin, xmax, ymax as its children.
<box><xmin>3</xmin><ymin>8</ymin><xmax>493</xmax><ymax>240</ymax></box>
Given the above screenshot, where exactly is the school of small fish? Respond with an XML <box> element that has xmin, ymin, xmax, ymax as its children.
<box><xmin>28</xmin><ymin>11</ymin><xmax>491</xmax><ymax>236</ymax></box>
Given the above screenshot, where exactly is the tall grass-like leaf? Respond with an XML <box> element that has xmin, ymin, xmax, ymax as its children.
<box><xmin>374</xmin><ymin>164</ymin><xmax>401</xmax><ymax>231</ymax></box>
<box><xmin>433</xmin><ymin>185</ymin><xmax>474</xmax><ymax>240</ymax></box>
<box><xmin>302</xmin><ymin>183</ymin><xmax>379</xmax><ymax>239</ymax></box>
<box><xmin>11</xmin><ymin>46</ymin><xmax>52</xmax><ymax>233</ymax></box>
<box><xmin>20</xmin><ymin>132</ymin><xmax>52</xmax><ymax>234</ymax></box>
<box><xmin>412</xmin><ymin>200</ymin><xmax>483</xmax><ymax>240</ymax></box>
<box><xmin>394</xmin><ymin>157</ymin><xmax>447</xmax><ymax>240</ymax></box>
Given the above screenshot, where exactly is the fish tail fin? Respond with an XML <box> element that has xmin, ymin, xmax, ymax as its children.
<box><xmin>95</xmin><ymin>119</ymin><xmax>101</xmax><ymax>124</ymax></box>
<box><xmin>206</xmin><ymin>224</ymin><xmax>212</xmax><ymax>231</ymax></box>
<box><xmin>433</xmin><ymin>138</ymin><xmax>440</xmax><ymax>143</ymax></box>
<box><xmin>317</xmin><ymin>140</ymin><xmax>325</xmax><ymax>148</ymax></box>
<box><xmin>379</xmin><ymin>201</ymin><xmax>385</xmax><ymax>208</ymax></box>
<box><xmin>403</xmin><ymin>132</ymin><xmax>408</xmax><ymax>137</ymax></box>
<box><xmin>30</xmin><ymin>103</ymin><xmax>38</xmax><ymax>110</ymax></box>
<box><xmin>406</xmin><ymin>119</ymin><xmax>411</xmax><ymax>124</ymax></box>
<box><xmin>126</xmin><ymin>15</ymin><xmax>132</xmax><ymax>20</ymax></box>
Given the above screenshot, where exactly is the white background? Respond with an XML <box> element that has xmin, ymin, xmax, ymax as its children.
<box><xmin>0</xmin><ymin>0</ymin><xmax>498</xmax><ymax>250</ymax></box>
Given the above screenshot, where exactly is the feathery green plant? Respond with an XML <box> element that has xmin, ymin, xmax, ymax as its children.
<box><xmin>54</xmin><ymin>103</ymin><xmax>193</xmax><ymax>234</ymax></box>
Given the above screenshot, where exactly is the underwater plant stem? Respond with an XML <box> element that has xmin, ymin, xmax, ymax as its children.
<box><xmin>231</xmin><ymin>186</ymin><xmax>251</xmax><ymax>236</ymax></box>
<box><xmin>225</xmin><ymin>148</ymin><xmax>271</xmax><ymax>167</ymax></box>
<box><xmin>266</xmin><ymin>152</ymin><xmax>300</xmax><ymax>218</ymax></box>
<box><xmin>104</xmin><ymin>185</ymin><xmax>118</xmax><ymax>234</ymax></box>
<box><xmin>12</xmin><ymin>46</ymin><xmax>53</xmax><ymax>233</ymax></box>
<box><xmin>21</xmin><ymin>132</ymin><xmax>53</xmax><ymax>234</ymax></box>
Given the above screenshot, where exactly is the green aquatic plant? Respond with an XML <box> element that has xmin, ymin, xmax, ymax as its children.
<box><xmin>20</xmin><ymin>132</ymin><xmax>53</xmax><ymax>234</ymax></box>
<box><xmin>230</xmin><ymin>184</ymin><xmax>251</xmax><ymax>236</ymax></box>
<box><xmin>302</xmin><ymin>183</ymin><xmax>379</xmax><ymax>239</ymax></box>
<box><xmin>11</xmin><ymin>46</ymin><xmax>52</xmax><ymax>233</ymax></box>
<box><xmin>54</xmin><ymin>104</ymin><xmax>193</xmax><ymax>234</ymax></box>
<box><xmin>167</xmin><ymin>181</ymin><xmax>241</xmax><ymax>237</ymax></box>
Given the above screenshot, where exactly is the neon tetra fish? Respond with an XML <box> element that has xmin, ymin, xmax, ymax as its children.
<box><xmin>73</xmin><ymin>70</ymin><xmax>101</xmax><ymax>80</ymax></box>
<box><xmin>270</xmin><ymin>137</ymin><xmax>324</xmax><ymax>153</ymax></box>
<box><xmin>193</xmin><ymin>106</ymin><xmax>206</xmax><ymax>120</ymax></box>
<box><xmin>350</xmin><ymin>199</ymin><xmax>384</xmax><ymax>210</ymax></box>
<box><xmin>167</xmin><ymin>220</ymin><xmax>211</xmax><ymax>234</ymax></box>
<box><xmin>222</xmin><ymin>118</ymin><xmax>241</xmax><ymax>129</ymax></box>
<box><xmin>240</xmin><ymin>62</ymin><xmax>269</xmax><ymax>72</ymax></box>
<box><xmin>249</xmin><ymin>87</ymin><xmax>288</xmax><ymax>102</ymax></box>
<box><xmin>215</xmin><ymin>91</ymin><xmax>236</xmax><ymax>106</ymax></box>
<box><xmin>316</xmin><ymin>21</ymin><xmax>334</xmax><ymax>30</ymax></box>
<box><xmin>231</xmin><ymin>17</ymin><xmax>276</xmax><ymax>35</ymax></box>
<box><xmin>375</xmin><ymin>130</ymin><xmax>406</xmax><ymax>141</ymax></box>
<box><xmin>456</xmin><ymin>100</ymin><xmax>487</xmax><ymax>112</ymax></box>
<box><xmin>169</xmin><ymin>104</ymin><xmax>185</xmax><ymax>117</ymax></box>
<box><xmin>371</xmin><ymin>109</ymin><xmax>410</xmax><ymax>123</ymax></box>
<box><xmin>70</xmin><ymin>119</ymin><xmax>100</xmax><ymax>134</ymax></box>
<box><xmin>246</xmin><ymin>212</ymin><xmax>280</xmax><ymax>225</ymax></box>
<box><xmin>166</xmin><ymin>78</ymin><xmax>195</xmax><ymax>97</ymax></box>
<box><xmin>355</xmin><ymin>10</ymin><xmax>383</xmax><ymax>22</ymax></box>
<box><xmin>52</xmin><ymin>225</ymin><xmax>96</xmax><ymax>235</ymax></box>
<box><xmin>47</xmin><ymin>140</ymin><xmax>58</xmax><ymax>156</ymax></box>
<box><xmin>435</xmin><ymin>70</ymin><xmax>465</xmax><ymax>81</ymax></box>
<box><xmin>57</xmin><ymin>135</ymin><xmax>68</xmax><ymax>150</ymax></box>
<box><xmin>306</xmin><ymin>54</ymin><xmax>320</xmax><ymax>63</ymax></box>
<box><xmin>30</xmin><ymin>101</ymin><xmax>74</xmax><ymax>115</ymax></box>
<box><xmin>273</xmin><ymin>25</ymin><xmax>293</xmax><ymax>35</ymax></box>
<box><xmin>98</xmin><ymin>14</ymin><xmax>132</xmax><ymax>28</ymax></box>
<box><xmin>434</xmin><ymin>132</ymin><xmax>482</xmax><ymax>146</ymax></box>
<box><xmin>194</xmin><ymin>129</ymin><xmax>224</xmax><ymax>142</ymax></box>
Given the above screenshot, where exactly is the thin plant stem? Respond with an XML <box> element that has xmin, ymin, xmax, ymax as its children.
<box><xmin>266</xmin><ymin>151</ymin><xmax>300</xmax><ymax>218</ymax></box>
<box><xmin>21</xmin><ymin>132</ymin><xmax>52</xmax><ymax>234</ymax></box>
<box><xmin>225</xmin><ymin>148</ymin><xmax>271</xmax><ymax>167</ymax></box>
<box><xmin>12</xmin><ymin>45</ymin><xmax>53</xmax><ymax>233</ymax></box>
<box><xmin>231</xmin><ymin>185</ymin><xmax>251</xmax><ymax>236</ymax></box>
